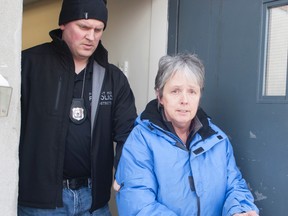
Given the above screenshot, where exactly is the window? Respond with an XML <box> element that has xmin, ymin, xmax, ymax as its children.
<box><xmin>259</xmin><ymin>1</ymin><xmax>288</xmax><ymax>102</ymax></box>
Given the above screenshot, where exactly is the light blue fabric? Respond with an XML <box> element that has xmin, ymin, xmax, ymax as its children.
<box><xmin>115</xmin><ymin>116</ymin><xmax>259</xmax><ymax>216</ymax></box>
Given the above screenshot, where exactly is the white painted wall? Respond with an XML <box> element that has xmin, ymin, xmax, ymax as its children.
<box><xmin>103</xmin><ymin>0</ymin><xmax>168</xmax><ymax>113</ymax></box>
<box><xmin>0</xmin><ymin>0</ymin><xmax>22</xmax><ymax>215</ymax></box>
<box><xmin>104</xmin><ymin>1</ymin><xmax>168</xmax><ymax>214</ymax></box>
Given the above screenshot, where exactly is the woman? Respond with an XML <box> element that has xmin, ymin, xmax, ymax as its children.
<box><xmin>115</xmin><ymin>53</ymin><xmax>259</xmax><ymax>216</ymax></box>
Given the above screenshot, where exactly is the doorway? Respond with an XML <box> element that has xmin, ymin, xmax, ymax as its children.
<box><xmin>168</xmin><ymin>0</ymin><xmax>288</xmax><ymax>215</ymax></box>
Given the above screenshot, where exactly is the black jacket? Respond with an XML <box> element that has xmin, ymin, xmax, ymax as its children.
<box><xmin>19</xmin><ymin>29</ymin><xmax>137</xmax><ymax>211</ymax></box>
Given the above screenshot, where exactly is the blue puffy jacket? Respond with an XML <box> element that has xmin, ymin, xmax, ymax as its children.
<box><xmin>115</xmin><ymin>99</ymin><xmax>259</xmax><ymax>216</ymax></box>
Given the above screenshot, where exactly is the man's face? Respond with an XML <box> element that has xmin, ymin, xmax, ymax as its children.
<box><xmin>60</xmin><ymin>19</ymin><xmax>104</xmax><ymax>62</ymax></box>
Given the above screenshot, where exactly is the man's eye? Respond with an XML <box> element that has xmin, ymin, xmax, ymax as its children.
<box><xmin>94</xmin><ymin>28</ymin><xmax>103</xmax><ymax>33</ymax></box>
<box><xmin>79</xmin><ymin>25</ymin><xmax>86</xmax><ymax>29</ymax></box>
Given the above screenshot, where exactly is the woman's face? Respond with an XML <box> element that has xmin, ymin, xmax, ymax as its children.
<box><xmin>159</xmin><ymin>71</ymin><xmax>201</xmax><ymax>131</ymax></box>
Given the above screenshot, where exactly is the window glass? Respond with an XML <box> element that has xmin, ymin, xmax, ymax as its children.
<box><xmin>263</xmin><ymin>5</ymin><xmax>288</xmax><ymax>96</ymax></box>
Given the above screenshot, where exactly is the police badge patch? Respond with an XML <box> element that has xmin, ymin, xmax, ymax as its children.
<box><xmin>69</xmin><ymin>98</ymin><xmax>87</xmax><ymax>124</ymax></box>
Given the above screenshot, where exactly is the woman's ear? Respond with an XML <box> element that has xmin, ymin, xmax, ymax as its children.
<box><xmin>156</xmin><ymin>91</ymin><xmax>163</xmax><ymax>106</ymax></box>
<box><xmin>155</xmin><ymin>90</ymin><xmax>163</xmax><ymax>109</ymax></box>
<box><xmin>155</xmin><ymin>89</ymin><xmax>160</xmax><ymax>101</ymax></box>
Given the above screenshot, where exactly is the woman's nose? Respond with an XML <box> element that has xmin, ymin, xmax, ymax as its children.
<box><xmin>180</xmin><ymin>92</ymin><xmax>189</xmax><ymax>103</ymax></box>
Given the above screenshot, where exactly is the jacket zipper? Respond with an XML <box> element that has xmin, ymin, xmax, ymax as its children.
<box><xmin>54</xmin><ymin>76</ymin><xmax>62</xmax><ymax>111</ymax></box>
<box><xmin>197</xmin><ymin>196</ymin><xmax>201</xmax><ymax>216</ymax></box>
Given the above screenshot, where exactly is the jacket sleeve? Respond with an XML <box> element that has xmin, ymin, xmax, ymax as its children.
<box><xmin>111</xmin><ymin>65</ymin><xmax>137</xmax><ymax>169</ymax></box>
<box><xmin>222</xmin><ymin>140</ymin><xmax>259</xmax><ymax>216</ymax></box>
<box><xmin>115</xmin><ymin>127</ymin><xmax>178</xmax><ymax>216</ymax></box>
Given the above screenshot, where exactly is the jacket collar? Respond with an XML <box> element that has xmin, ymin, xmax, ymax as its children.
<box><xmin>140</xmin><ymin>99</ymin><xmax>216</xmax><ymax>141</ymax></box>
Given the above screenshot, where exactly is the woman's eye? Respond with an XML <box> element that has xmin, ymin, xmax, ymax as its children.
<box><xmin>189</xmin><ymin>89</ymin><xmax>198</xmax><ymax>95</ymax></box>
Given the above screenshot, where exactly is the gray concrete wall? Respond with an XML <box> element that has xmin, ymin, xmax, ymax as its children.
<box><xmin>0</xmin><ymin>0</ymin><xmax>22</xmax><ymax>215</ymax></box>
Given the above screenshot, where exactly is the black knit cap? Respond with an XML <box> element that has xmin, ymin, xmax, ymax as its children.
<box><xmin>58</xmin><ymin>0</ymin><xmax>108</xmax><ymax>28</ymax></box>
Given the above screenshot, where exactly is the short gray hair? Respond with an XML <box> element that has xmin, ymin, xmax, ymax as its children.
<box><xmin>154</xmin><ymin>53</ymin><xmax>205</xmax><ymax>98</ymax></box>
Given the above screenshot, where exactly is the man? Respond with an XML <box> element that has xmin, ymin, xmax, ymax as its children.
<box><xmin>18</xmin><ymin>0</ymin><xmax>137</xmax><ymax>215</ymax></box>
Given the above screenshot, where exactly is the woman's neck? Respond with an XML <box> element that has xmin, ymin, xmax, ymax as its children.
<box><xmin>175</xmin><ymin>127</ymin><xmax>190</xmax><ymax>144</ymax></box>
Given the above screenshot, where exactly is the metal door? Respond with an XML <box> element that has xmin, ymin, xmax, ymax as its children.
<box><xmin>168</xmin><ymin>0</ymin><xmax>288</xmax><ymax>215</ymax></box>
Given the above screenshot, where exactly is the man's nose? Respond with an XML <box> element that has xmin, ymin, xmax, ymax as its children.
<box><xmin>85</xmin><ymin>30</ymin><xmax>95</xmax><ymax>40</ymax></box>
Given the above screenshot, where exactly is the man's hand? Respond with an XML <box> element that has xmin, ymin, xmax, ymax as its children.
<box><xmin>113</xmin><ymin>179</ymin><xmax>121</xmax><ymax>192</ymax></box>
